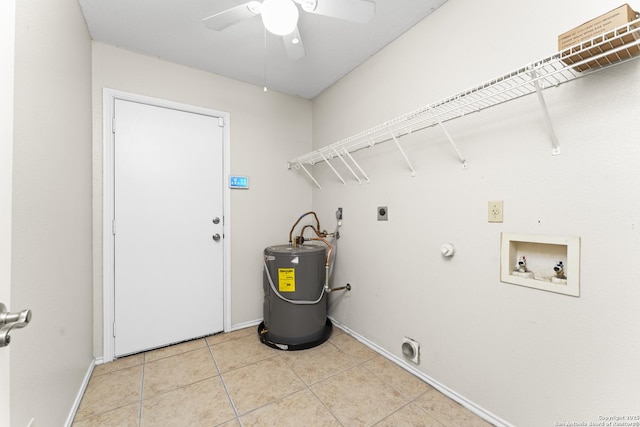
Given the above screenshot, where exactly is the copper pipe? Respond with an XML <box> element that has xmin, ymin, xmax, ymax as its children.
<box><xmin>302</xmin><ymin>223</ymin><xmax>334</xmax><ymax>267</ymax></box>
<box><xmin>288</xmin><ymin>212</ymin><xmax>334</xmax><ymax>278</ymax></box>
<box><xmin>309</xmin><ymin>236</ymin><xmax>333</xmax><ymax>266</ymax></box>
<box><xmin>300</xmin><ymin>224</ymin><xmax>326</xmax><ymax>239</ymax></box>
<box><xmin>327</xmin><ymin>283</ymin><xmax>351</xmax><ymax>293</ymax></box>
<box><xmin>288</xmin><ymin>211</ymin><xmax>321</xmax><ymax>244</ymax></box>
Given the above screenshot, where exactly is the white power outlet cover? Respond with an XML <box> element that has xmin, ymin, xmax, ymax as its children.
<box><xmin>488</xmin><ymin>200</ymin><xmax>503</xmax><ymax>223</ymax></box>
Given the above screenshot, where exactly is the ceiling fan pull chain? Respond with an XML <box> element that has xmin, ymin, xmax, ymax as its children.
<box><xmin>263</xmin><ymin>26</ymin><xmax>268</xmax><ymax>92</ymax></box>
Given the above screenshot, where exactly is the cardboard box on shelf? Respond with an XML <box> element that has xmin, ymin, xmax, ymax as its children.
<box><xmin>558</xmin><ymin>4</ymin><xmax>640</xmax><ymax>71</ymax></box>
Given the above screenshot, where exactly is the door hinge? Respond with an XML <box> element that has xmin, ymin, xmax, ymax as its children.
<box><xmin>112</xmin><ymin>118</ymin><xmax>116</xmax><ymax>133</ymax></box>
<box><xmin>218</xmin><ymin>117</ymin><xmax>224</xmax><ymax>127</ymax></box>
<box><xmin>112</xmin><ymin>219</ymin><xmax>116</xmax><ymax>235</ymax></box>
<box><xmin>113</xmin><ymin>321</ymin><xmax>116</xmax><ymax>337</ymax></box>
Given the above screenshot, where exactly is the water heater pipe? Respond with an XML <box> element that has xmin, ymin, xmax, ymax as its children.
<box><xmin>289</xmin><ymin>211</ymin><xmax>321</xmax><ymax>245</ymax></box>
<box><xmin>285</xmin><ymin>211</ymin><xmax>349</xmax><ymax>295</ymax></box>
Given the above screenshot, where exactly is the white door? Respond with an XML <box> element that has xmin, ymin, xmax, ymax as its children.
<box><xmin>113</xmin><ymin>99</ymin><xmax>224</xmax><ymax>357</ymax></box>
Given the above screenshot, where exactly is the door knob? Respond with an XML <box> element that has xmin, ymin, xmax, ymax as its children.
<box><xmin>212</xmin><ymin>233</ymin><xmax>221</xmax><ymax>241</ymax></box>
<box><xmin>212</xmin><ymin>217</ymin><xmax>220</xmax><ymax>224</ymax></box>
<box><xmin>0</xmin><ymin>302</ymin><xmax>32</xmax><ymax>348</ymax></box>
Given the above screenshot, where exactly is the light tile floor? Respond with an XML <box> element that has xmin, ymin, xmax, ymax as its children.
<box><xmin>72</xmin><ymin>326</ymin><xmax>492</xmax><ymax>426</ymax></box>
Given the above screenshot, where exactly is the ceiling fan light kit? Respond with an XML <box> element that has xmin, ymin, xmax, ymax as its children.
<box><xmin>203</xmin><ymin>0</ymin><xmax>376</xmax><ymax>60</ymax></box>
<box><xmin>261</xmin><ymin>0</ymin><xmax>300</xmax><ymax>36</ymax></box>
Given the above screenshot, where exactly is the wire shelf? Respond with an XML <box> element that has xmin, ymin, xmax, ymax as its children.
<box><xmin>288</xmin><ymin>18</ymin><xmax>640</xmax><ymax>187</ymax></box>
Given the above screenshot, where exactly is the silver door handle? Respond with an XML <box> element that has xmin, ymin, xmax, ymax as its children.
<box><xmin>212</xmin><ymin>234</ymin><xmax>221</xmax><ymax>241</ymax></box>
<box><xmin>0</xmin><ymin>302</ymin><xmax>32</xmax><ymax>348</ymax></box>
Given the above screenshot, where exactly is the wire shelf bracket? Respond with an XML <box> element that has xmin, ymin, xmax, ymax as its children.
<box><xmin>319</xmin><ymin>152</ymin><xmax>346</xmax><ymax>185</ymax></box>
<box><xmin>344</xmin><ymin>149</ymin><xmax>371</xmax><ymax>183</ymax></box>
<box><xmin>288</xmin><ymin>18</ymin><xmax>640</xmax><ymax>187</ymax></box>
<box><xmin>530</xmin><ymin>69</ymin><xmax>561</xmax><ymax>155</ymax></box>
<box><xmin>295</xmin><ymin>161</ymin><xmax>322</xmax><ymax>189</ymax></box>
<box><xmin>332</xmin><ymin>148</ymin><xmax>362</xmax><ymax>184</ymax></box>
<box><xmin>389</xmin><ymin>129</ymin><xmax>416</xmax><ymax>177</ymax></box>
<box><xmin>434</xmin><ymin>116</ymin><xmax>468</xmax><ymax>169</ymax></box>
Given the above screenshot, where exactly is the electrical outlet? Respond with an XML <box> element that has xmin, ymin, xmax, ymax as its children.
<box><xmin>488</xmin><ymin>200</ymin><xmax>503</xmax><ymax>223</ymax></box>
<box><xmin>378</xmin><ymin>206</ymin><xmax>388</xmax><ymax>221</ymax></box>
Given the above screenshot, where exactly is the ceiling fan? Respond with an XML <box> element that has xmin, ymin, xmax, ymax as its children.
<box><xmin>203</xmin><ymin>0</ymin><xmax>376</xmax><ymax>60</ymax></box>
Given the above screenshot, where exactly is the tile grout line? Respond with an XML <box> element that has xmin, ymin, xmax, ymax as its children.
<box><xmin>219</xmin><ymin>353</ymin><xmax>285</xmax><ymax>423</ymax></box>
<box><xmin>206</xmin><ymin>342</ymin><xmax>242</xmax><ymax>425</ymax></box>
<box><xmin>350</xmin><ymin>351</ymin><xmax>435</xmax><ymax>426</ymax></box>
<box><xmin>274</xmin><ymin>341</ymin><xmax>352</xmax><ymax>427</ymax></box>
<box><xmin>288</xmin><ymin>335</ymin><xmax>421</xmax><ymax>426</ymax></box>
<box><xmin>359</xmin><ymin>357</ymin><xmax>432</xmax><ymax>406</ymax></box>
<box><xmin>305</xmin><ymin>379</ymin><xmax>346</xmax><ymax>427</ymax></box>
<box><xmin>232</xmin><ymin>386</ymin><xmax>311</xmax><ymax>423</ymax></box>
<box><xmin>138</xmin><ymin>352</ymin><xmax>146</xmax><ymax>426</ymax></box>
<box><xmin>218</xmin><ymin>353</ymin><xmax>280</xmax><ymax>376</ymax></box>
<box><xmin>409</xmin><ymin>400</ymin><xmax>448</xmax><ymax>427</ymax></box>
<box><xmin>285</xmin><ymin>347</ymin><xmax>362</xmax><ymax>388</ymax></box>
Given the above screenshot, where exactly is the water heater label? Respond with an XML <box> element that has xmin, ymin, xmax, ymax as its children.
<box><xmin>278</xmin><ymin>268</ymin><xmax>295</xmax><ymax>292</ymax></box>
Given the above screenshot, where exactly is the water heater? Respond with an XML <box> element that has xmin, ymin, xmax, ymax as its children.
<box><xmin>259</xmin><ymin>244</ymin><xmax>331</xmax><ymax>350</ymax></box>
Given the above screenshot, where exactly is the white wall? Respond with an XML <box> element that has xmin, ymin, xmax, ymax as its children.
<box><xmin>11</xmin><ymin>0</ymin><xmax>93</xmax><ymax>425</ymax></box>
<box><xmin>91</xmin><ymin>43</ymin><xmax>313</xmax><ymax>356</ymax></box>
<box><xmin>311</xmin><ymin>0</ymin><xmax>640</xmax><ymax>425</ymax></box>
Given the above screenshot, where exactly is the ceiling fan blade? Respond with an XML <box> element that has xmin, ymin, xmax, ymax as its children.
<box><xmin>202</xmin><ymin>1</ymin><xmax>262</xmax><ymax>31</ymax></box>
<box><xmin>283</xmin><ymin>26</ymin><xmax>306</xmax><ymax>60</ymax></box>
<box><xmin>299</xmin><ymin>0</ymin><xmax>375</xmax><ymax>23</ymax></box>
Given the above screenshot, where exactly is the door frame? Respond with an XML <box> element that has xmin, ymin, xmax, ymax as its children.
<box><xmin>1</xmin><ymin>0</ymin><xmax>16</xmax><ymax>422</ymax></box>
<box><xmin>102</xmin><ymin>89</ymin><xmax>231</xmax><ymax>363</ymax></box>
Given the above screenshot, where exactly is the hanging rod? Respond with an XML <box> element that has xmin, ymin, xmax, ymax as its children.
<box><xmin>288</xmin><ymin>18</ymin><xmax>640</xmax><ymax>183</ymax></box>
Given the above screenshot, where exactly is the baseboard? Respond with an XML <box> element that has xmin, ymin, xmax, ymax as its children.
<box><xmin>328</xmin><ymin>316</ymin><xmax>512</xmax><ymax>427</ymax></box>
<box><xmin>64</xmin><ymin>357</ymin><xmax>96</xmax><ymax>427</ymax></box>
<box><xmin>230</xmin><ymin>318</ymin><xmax>262</xmax><ymax>332</ymax></box>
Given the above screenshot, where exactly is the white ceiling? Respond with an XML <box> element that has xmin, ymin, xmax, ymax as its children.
<box><xmin>79</xmin><ymin>0</ymin><xmax>447</xmax><ymax>99</ymax></box>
